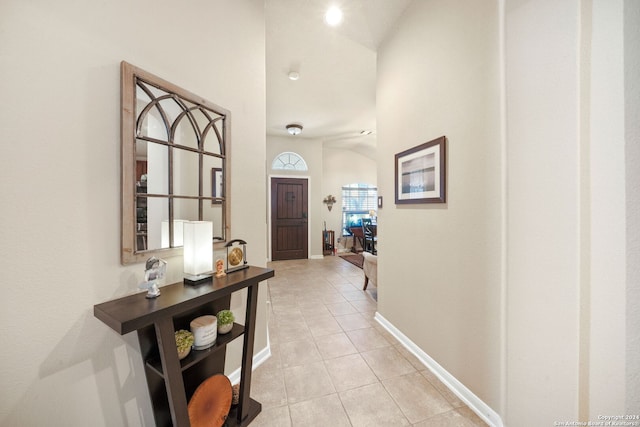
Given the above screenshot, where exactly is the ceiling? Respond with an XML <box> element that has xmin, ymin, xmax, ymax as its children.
<box><xmin>265</xmin><ymin>0</ymin><xmax>412</xmax><ymax>159</ymax></box>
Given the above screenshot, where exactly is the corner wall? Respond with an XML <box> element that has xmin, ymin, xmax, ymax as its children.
<box><xmin>624</xmin><ymin>0</ymin><xmax>640</xmax><ymax>413</ymax></box>
<box><xmin>0</xmin><ymin>1</ymin><xmax>266</xmax><ymax>425</ymax></box>
<box><xmin>506</xmin><ymin>0</ymin><xmax>634</xmax><ymax>422</ymax></box>
<box><xmin>504</xmin><ymin>0</ymin><xmax>582</xmax><ymax>422</ymax></box>
<box><xmin>587</xmin><ymin>0</ymin><xmax>627</xmax><ymax>417</ymax></box>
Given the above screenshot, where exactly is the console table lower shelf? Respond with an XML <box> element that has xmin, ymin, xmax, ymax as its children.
<box><xmin>226</xmin><ymin>399</ymin><xmax>261</xmax><ymax>426</ymax></box>
<box><xmin>94</xmin><ymin>266</ymin><xmax>274</xmax><ymax>427</ymax></box>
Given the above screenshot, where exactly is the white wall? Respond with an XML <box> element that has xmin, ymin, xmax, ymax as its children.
<box><xmin>588</xmin><ymin>0</ymin><xmax>627</xmax><ymax>417</ymax></box>
<box><xmin>322</xmin><ymin>147</ymin><xmax>376</xmax><ymax>251</ymax></box>
<box><xmin>0</xmin><ymin>1</ymin><xmax>266</xmax><ymax>425</ymax></box>
<box><xmin>624</xmin><ymin>0</ymin><xmax>640</xmax><ymax>412</ymax></box>
<box><xmin>377</xmin><ymin>0</ymin><xmax>503</xmax><ymax>415</ymax></box>
<box><xmin>505</xmin><ymin>0</ymin><xmax>583</xmax><ymax>422</ymax></box>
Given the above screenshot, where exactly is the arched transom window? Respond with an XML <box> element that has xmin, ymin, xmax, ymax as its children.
<box><xmin>271</xmin><ymin>152</ymin><xmax>308</xmax><ymax>171</ymax></box>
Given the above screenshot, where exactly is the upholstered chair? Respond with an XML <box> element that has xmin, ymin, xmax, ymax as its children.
<box><xmin>362</xmin><ymin>251</ymin><xmax>377</xmax><ymax>290</ymax></box>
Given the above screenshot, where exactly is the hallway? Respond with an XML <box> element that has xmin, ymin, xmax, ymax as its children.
<box><xmin>250</xmin><ymin>257</ymin><xmax>487</xmax><ymax>426</ymax></box>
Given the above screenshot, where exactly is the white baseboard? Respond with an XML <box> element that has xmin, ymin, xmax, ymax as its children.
<box><xmin>374</xmin><ymin>312</ymin><xmax>504</xmax><ymax>427</ymax></box>
<box><xmin>226</xmin><ymin>344</ymin><xmax>271</xmax><ymax>385</ymax></box>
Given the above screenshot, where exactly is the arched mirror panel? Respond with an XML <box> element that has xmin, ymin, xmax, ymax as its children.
<box><xmin>122</xmin><ymin>61</ymin><xmax>230</xmax><ymax>264</ymax></box>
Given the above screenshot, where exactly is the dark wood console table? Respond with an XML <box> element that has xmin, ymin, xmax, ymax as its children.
<box><xmin>94</xmin><ymin>266</ymin><xmax>274</xmax><ymax>427</ymax></box>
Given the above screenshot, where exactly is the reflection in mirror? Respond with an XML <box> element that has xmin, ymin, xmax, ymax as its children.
<box><xmin>122</xmin><ymin>61</ymin><xmax>230</xmax><ymax>264</ymax></box>
<box><xmin>136</xmin><ymin>141</ymin><xmax>170</xmax><ymax>195</ymax></box>
<box><xmin>173</xmin><ymin>148</ymin><xmax>200</xmax><ymax>197</ymax></box>
<box><xmin>173</xmin><ymin>103</ymin><xmax>200</xmax><ymax>150</ymax></box>
<box><xmin>203</xmin><ymin>203</ymin><xmax>224</xmax><ymax>240</ymax></box>
<box><xmin>173</xmin><ymin>198</ymin><xmax>200</xmax><ymax>229</ymax></box>
<box><xmin>147</xmin><ymin>197</ymin><xmax>169</xmax><ymax>249</ymax></box>
<box><xmin>204</xmin><ymin>155</ymin><xmax>224</xmax><ymax>201</ymax></box>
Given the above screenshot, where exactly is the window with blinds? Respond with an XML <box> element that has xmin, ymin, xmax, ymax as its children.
<box><xmin>341</xmin><ymin>183</ymin><xmax>377</xmax><ymax>235</ymax></box>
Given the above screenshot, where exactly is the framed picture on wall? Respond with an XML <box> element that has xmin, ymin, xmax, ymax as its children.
<box><xmin>394</xmin><ymin>136</ymin><xmax>446</xmax><ymax>204</ymax></box>
<box><xmin>212</xmin><ymin>167</ymin><xmax>223</xmax><ymax>204</ymax></box>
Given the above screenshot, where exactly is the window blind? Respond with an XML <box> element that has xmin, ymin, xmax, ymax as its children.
<box><xmin>341</xmin><ymin>184</ymin><xmax>377</xmax><ymax>235</ymax></box>
<box><xmin>341</xmin><ymin>184</ymin><xmax>377</xmax><ymax>212</ymax></box>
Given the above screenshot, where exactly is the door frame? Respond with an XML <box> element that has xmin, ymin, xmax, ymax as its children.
<box><xmin>267</xmin><ymin>175</ymin><xmax>312</xmax><ymax>262</ymax></box>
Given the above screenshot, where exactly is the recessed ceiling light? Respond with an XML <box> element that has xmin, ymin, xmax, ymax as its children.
<box><xmin>288</xmin><ymin>71</ymin><xmax>300</xmax><ymax>81</ymax></box>
<box><xmin>286</xmin><ymin>124</ymin><xmax>303</xmax><ymax>135</ymax></box>
<box><xmin>325</xmin><ymin>6</ymin><xmax>343</xmax><ymax>27</ymax></box>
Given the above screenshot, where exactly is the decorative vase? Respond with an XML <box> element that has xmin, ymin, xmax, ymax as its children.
<box><xmin>175</xmin><ymin>329</ymin><xmax>194</xmax><ymax>360</ymax></box>
<box><xmin>216</xmin><ymin>310</ymin><xmax>235</xmax><ymax>334</ymax></box>
<box><xmin>178</xmin><ymin>347</ymin><xmax>191</xmax><ymax>360</ymax></box>
<box><xmin>218</xmin><ymin>323</ymin><xmax>233</xmax><ymax>334</ymax></box>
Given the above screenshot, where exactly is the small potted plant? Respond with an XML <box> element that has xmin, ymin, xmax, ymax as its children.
<box><xmin>216</xmin><ymin>310</ymin><xmax>235</xmax><ymax>334</ymax></box>
<box><xmin>175</xmin><ymin>329</ymin><xmax>194</xmax><ymax>360</ymax></box>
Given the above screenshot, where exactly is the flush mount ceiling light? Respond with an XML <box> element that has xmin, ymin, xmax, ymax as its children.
<box><xmin>286</xmin><ymin>124</ymin><xmax>303</xmax><ymax>135</ymax></box>
<box><xmin>288</xmin><ymin>71</ymin><xmax>300</xmax><ymax>81</ymax></box>
<box><xmin>325</xmin><ymin>6</ymin><xmax>343</xmax><ymax>26</ymax></box>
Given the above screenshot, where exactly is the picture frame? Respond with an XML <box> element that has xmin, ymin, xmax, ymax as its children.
<box><xmin>395</xmin><ymin>136</ymin><xmax>446</xmax><ymax>204</ymax></box>
<box><xmin>212</xmin><ymin>167</ymin><xmax>223</xmax><ymax>204</ymax></box>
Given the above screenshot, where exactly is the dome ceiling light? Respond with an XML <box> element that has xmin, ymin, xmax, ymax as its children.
<box><xmin>286</xmin><ymin>124</ymin><xmax>303</xmax><ymax>135</ymax></box>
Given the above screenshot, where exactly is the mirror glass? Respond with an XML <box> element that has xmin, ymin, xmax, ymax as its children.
<box><xmin>121</xmin><ymin>62</ymin><xmax>230</xmax><ymax>264</ymax></box>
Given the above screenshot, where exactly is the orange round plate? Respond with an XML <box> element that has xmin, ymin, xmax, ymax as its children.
<box><xmin>188</xmin><ymin>374</ymin><xmax>232</xmax><ymax>427</ymax></box>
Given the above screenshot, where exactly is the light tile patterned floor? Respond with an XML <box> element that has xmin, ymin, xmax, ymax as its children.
<box><xmin>250</xmin><ymin>257</ymin><xmax>488</xmax><ymax>427</ymax></box>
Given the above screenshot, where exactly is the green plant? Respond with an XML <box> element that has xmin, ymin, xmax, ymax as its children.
<box><xmin>216</xmin><ymin>310</ymin><xmax>235</xmax><ymax>325</ymax></box>
<box><xmin>174</xmin><ymin>329</ymin><xmax>194</xmax><ymax>352</ymax></box>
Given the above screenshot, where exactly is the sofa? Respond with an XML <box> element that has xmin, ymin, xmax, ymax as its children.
<box><xmin>362</xmin><ymin>251</ymin><xmax>377</xmax><ymax>290</ymax></box>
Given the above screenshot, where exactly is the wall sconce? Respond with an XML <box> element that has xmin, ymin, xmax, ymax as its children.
<box><xmin>323</xmin><ymin>195</ymin><xmax>337</xmax><ymax>211</ymax></box>
<box><xmin>183</xmin><ymin>221</ymin><xmax>213</xmax><ymax>285</ymax></box>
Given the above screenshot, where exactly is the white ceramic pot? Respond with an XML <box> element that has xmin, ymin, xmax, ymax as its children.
<box><xmin>178</xmin><ymin>347</ymin><xmax>191</xmax><ymax>360</ymax></box>
<box><xmin>218</xmin><ymin>322</ymin><xmax>233</xmax><ymax>334</ymax></box>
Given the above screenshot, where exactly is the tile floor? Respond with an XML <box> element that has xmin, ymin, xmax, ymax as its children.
<box><xmin>249</xmin><ymin>256</ymin><xmax>488</xmax><ymax>427</ymax></box>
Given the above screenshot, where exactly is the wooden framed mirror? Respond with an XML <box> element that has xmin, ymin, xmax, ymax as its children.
<box><xmin>121</xmin><ymin>61</ymin><xmax>230</xmax><ymax>264</ymax></box>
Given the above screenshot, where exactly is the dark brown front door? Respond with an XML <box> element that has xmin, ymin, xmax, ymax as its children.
<box><xmin>271</xmin><ymin>178</ymin><xmax>308</xmax><ymax>260</ymax></box>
